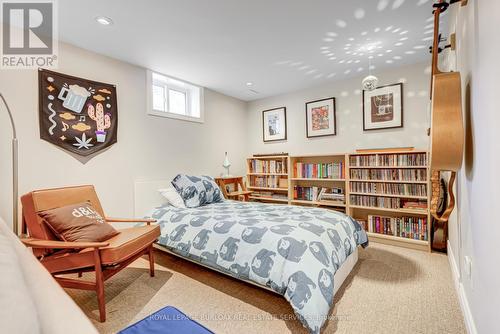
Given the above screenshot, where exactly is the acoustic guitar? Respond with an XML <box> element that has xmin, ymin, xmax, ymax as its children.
<box><xmin>428</xmin><ymin>0</ymin><xmax>465</xmax><ymax>248</ymax></box>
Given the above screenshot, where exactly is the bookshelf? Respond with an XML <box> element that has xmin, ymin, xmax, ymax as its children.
<box><xmin>246</xmin><ymin>155</ymin><xmax>290</xmax><ymax>203</ymax></box>
<box><xmin>289</xmin><ymin>154</ymin><xmax>348</xmax><ymax>212</ymax></box>
<box><xmin>347</xmin><ymin>150</ymin><xmax>430</xmax><ymax>251</ymax></box>
<box><xmin>245</xmin><ymin>150</ymin><xmax>431</xmax><ymax>251</ymax></box>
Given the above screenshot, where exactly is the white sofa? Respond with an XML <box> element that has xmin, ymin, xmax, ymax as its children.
<box><xmin>0</xmin><ymin>218</ymin><xmax>98</xmax><ymax>334</ymax></box>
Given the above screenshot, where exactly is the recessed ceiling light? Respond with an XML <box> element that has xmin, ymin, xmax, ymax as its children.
<box><xmin>246</xmin><ymin>82</ymin><xmax>253</xmax><ymax>86</ymax></box>
<box><xmin>95</xmin><ymin>16</ymin><xmax>113</xmax><ymax>25</ymax></box>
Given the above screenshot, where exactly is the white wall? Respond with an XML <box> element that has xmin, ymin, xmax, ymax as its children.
<box><xmin>247</xmin><ymin>62</ymin><xmax>431</xmax><ymax>155</ymax></box>
<box><xmin>0</xmin><ymin>42</ymin><xmax>248</xmax><ymax>229</ymax></box>
<box><xmin>446</xmin><ymin>1</ymin><xmax>500</xmax><ymax>333</ymax></box>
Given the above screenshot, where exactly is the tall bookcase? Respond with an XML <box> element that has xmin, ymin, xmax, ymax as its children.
<box><xmin>245</xmin><ymin>150</ymin><xmax>431</xmax><ymax>251</ymax></box>
<box><xmin>246</xmin><ymin>155</ymin><xmax>289</xmax><ymax>203</ymax></box>
<box><xmin>347</xmin><ymin>150</ymin><xmax>430</xmax><ymax>251</ymax></box>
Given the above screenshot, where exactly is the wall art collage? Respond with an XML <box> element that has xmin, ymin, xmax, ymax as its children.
<box><xmin>261</xmin><ymin>82</ymin><xmax>403</xmax><ymax>142</ymax></box>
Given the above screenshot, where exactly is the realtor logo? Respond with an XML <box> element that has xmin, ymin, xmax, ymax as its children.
<box><xmin>1</xmin><ymin>0</ymin><xmax>58</xmax><ymax>69</ymax></box>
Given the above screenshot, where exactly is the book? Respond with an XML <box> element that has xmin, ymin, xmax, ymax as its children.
<box><xmin>367</xmin><ymin>214</ymin><xmax>428</xmax><ymax>241</ymax></box>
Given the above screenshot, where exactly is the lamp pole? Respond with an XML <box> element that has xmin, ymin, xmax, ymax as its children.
<box><xmin>0</xmin><ymin>93</ymin><xmax>19</xmax><ymax>235</ymax></box>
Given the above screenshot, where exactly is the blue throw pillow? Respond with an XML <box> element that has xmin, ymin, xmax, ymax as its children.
<box><xmin>171</xmin><ymin>174</ymin><xmax>224</xmax><ymax>208</ymax></box>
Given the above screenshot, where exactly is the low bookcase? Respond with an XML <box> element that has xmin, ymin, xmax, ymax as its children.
<box><xmin>245</xmin><ymin>149</ymin><xmax>431</xmax><ymax>251</ymax></box>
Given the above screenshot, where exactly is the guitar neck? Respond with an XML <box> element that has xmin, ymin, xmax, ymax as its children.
<box><xmin>430</xmin><ymin>0</ymin><xmax>444</xmax><ymax>95</ymax></box>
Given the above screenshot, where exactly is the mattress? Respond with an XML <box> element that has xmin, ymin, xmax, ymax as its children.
<box><xmin>147</xmin><ymin>200</ymin><xmax>368</xmax><ymax>333</ymax></box>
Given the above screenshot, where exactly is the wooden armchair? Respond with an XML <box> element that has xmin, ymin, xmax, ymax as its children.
<box><xmin>20</xmin><ymin>185</ymin><xmax>161</xmax><ymax>322</ymax></box>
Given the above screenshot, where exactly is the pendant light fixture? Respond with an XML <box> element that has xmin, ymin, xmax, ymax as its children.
<box><xmin>362</xmin><ymin>57</ymin><xmax>378</xmax><ymax>91</ymax></box>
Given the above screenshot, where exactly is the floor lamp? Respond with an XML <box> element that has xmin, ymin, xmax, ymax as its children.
<box><xmin>0</xmin><ymin>93</ymin><xmax>18</xmax><ymax>235</ymax></box>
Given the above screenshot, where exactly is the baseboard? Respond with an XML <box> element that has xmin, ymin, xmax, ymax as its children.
<box><xmin>447</xmin><ymin>241</ymin><xmax>477</xmax><ymax>334</ymax></box>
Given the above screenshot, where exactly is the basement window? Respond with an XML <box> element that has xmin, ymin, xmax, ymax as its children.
<box><xmin>147</xmin><ymin>70</ymin><xmax>204</xmax><ymax>123</ymax></box>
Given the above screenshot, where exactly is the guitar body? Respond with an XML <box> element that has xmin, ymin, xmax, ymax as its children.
<box><xmin>430</xmin><ymin>72</ymin><xmax>464</xmax><ymax>171</ymax></box>
<box><xmin>428</xmin><ymin>0</ymin><xmax>466</xmax><ymax>235</ymax></box>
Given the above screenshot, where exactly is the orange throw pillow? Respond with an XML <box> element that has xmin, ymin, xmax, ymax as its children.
<box><xmin>39</xmin><ymin>202</ymin><xmax>119</xmax><ymax>242</ymax></box>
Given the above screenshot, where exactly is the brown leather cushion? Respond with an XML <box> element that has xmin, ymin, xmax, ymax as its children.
<box><xmin>41</xmin><ymin>225</ymin><xmax>160</xmax><ymax>273</ymax></box>
<box><xmin>39</xmin><ymin>202</ymin><xmax>119</xmax><ymax>242</ymax></box>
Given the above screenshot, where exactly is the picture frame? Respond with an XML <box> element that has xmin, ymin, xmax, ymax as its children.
<box><xmin>305</xmin><ymin>97</ymin><xmax>336</xmax><ymax>138</ymax></box>
<box><xmin>363</xmin><ymin>82</ymin><xmax>403</xmax><ymax>131</ymax></box>
<box><xmin>262</xmin><ymin>107</ymin><xmax>287</xmax><ymax>142</ymax></box>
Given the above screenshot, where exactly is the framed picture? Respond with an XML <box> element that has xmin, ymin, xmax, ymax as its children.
<box><xmin>363</xmin><ymin>83</ymin><xmax>403</xmax><ymax>131</ymax></box>
<box><xmin>306</xmin><ymin>97</ymin><xmax>336</xmax><ymax>138</ymax></box>
<box><xmin>262</xmin><ymin>107</ymin><xmax>287</xmax><ymax>142</ymax></box>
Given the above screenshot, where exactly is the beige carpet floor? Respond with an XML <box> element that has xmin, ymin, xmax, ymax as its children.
<box><xmin>66</xmin><ymin>243</ymin><xmax>466</xmax><ymax>334</ymax></box>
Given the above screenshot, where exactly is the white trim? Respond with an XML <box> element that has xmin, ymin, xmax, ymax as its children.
<box><xmin>447</xmin><ymin>241</ymin><xmax>477</xmax><ymax>334</ymax></box>
<box><xmin>146</xmin><ymin>70</ymin><xmax>205</xmax><ymax>123</ymax></box>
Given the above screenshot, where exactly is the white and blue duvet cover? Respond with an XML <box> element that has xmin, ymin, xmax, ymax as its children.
<box><xmin>148</xmin><ymin>201</ymin><xmax>368</xmax><ymax>333</ymax></box>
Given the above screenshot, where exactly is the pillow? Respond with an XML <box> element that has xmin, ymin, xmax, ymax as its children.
<box><xmin>171</xmin><ymin>174</ymin><xmax>224</xmax><ymax>208</ymax></box>
<box><xmin>38</xmin><ymin>202</ymin><xmax>119</xmax><ymax>242</ymax></box>
<box><xmin>201</xmin><ymin>176</ymin><xmax>224</xmax><ymax>204</ymax></box>
<box><xmin>158</xmin><ymin>188</ymin><xmax>186</xmax><ymax>208</ymax></box>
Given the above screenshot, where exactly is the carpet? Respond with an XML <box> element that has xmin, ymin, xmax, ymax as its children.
<box><xmin>66</xmin><ymin>243</ymin><xmax>466</xmax><ymax>334</ymax></box>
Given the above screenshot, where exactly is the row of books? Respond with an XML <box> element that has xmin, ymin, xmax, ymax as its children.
<box><xmin>249</xmin><ymin>159</ymin><xmax>287</xmax><ymax>174</ymax></box>
<box><xmin>251</xmin><ymin>191</ymin><xmax>288</xmax><ymax>200</ymax></box>
<box><xmin>249</xmin><ymin>176</ymin><xmax>286</xmax><ymax>189</ymax></box>
<box><xmin>349</xmin><ymin>153</ymin><xmax>427</xmax><ymax>167</ymax></box>
<box><xmin>350</xmin><ymin>169</ymin><xmax>427</xmax><ymax>182</ymax></box>
<box><xmin>350</xmin><ymin>195</ymin><xmax>427</xmax><ymax>210</ymax></box>
<box><xmin>360</xmin><ymin>215</ymin><xmax>428</xmax><ymax>241</ymax></box>
<box><xmin>349</xmin><ymin>181</ymin><xmax>427</xmax><ymax>197</ymax></box>
<box><xmin>293</xmin><ymin>162</ymin><xmax>345</xmax><ymax>179</ymax></box>
<box><xmin>293</xmin><ymin>186</ymin><xmax>345</xmax><ymax>203</ymax></box>
<box><xmin>377</xmin><ymin>153</ymin><xmax>427</xmax><ymax>167</ymax></box>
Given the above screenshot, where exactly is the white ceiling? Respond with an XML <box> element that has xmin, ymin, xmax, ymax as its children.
<box><xmin>57</xmin><ymin>0</ymin><xmax>446</xmax><ymax>101</ymax></box>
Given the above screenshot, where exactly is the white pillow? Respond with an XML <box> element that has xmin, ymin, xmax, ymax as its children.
<box><xmin>158</xmin><ymin>188</ymin><xmax>186</xmax><ymax>208</ymax></box>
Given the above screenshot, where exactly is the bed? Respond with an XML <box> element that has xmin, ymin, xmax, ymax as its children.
<box><xmin>134</xmin><ymin>180</ymin><xmax>368</xmax><ymax>333</ymax></box>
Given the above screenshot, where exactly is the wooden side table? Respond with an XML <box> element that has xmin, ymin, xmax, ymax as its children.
<box><xmin>215</xmin><ymin>177</ymin><xmax>253</xmax><ymax>201</ymax></box>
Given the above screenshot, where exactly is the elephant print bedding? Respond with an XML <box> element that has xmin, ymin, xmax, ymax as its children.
<box><xmin>149</xmin><ymin>201</ymin><xmax>368</xmax><ymax>333</ymax></box>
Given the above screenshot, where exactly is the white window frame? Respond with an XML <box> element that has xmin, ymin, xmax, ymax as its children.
<box><xmin>147</xmin><ymin>70</ymin><xmax>204</xmax><ymax>123</ymax></box>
